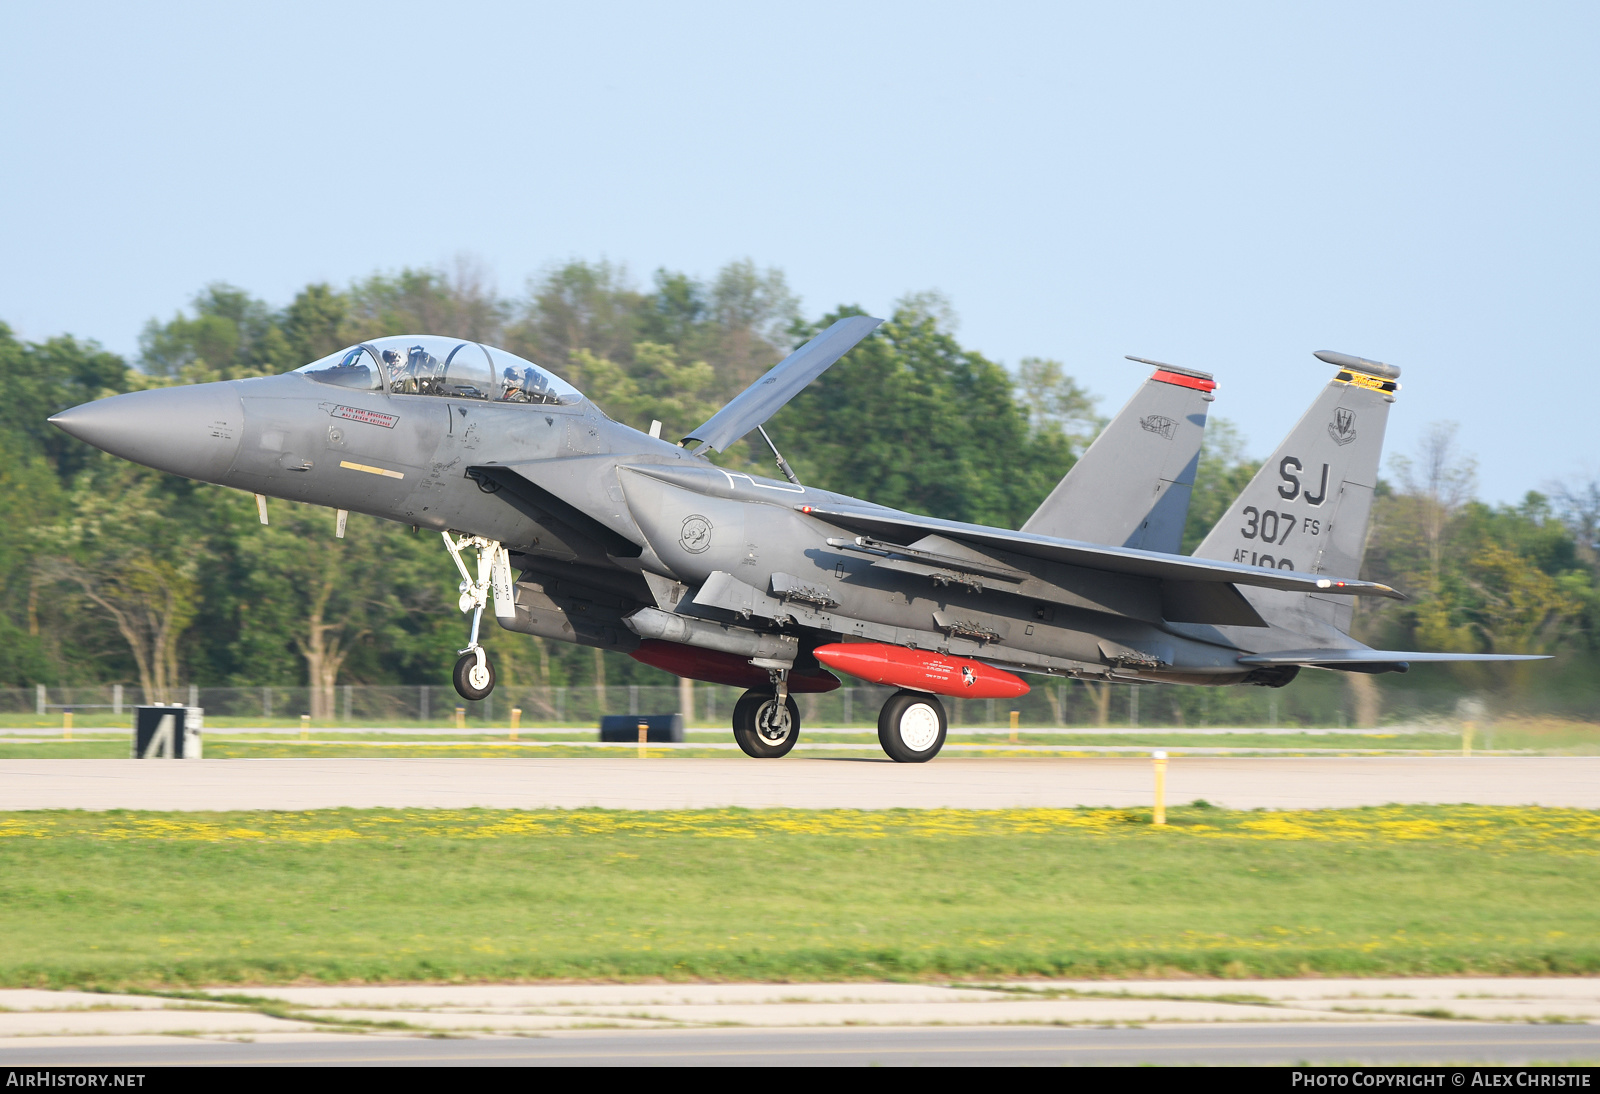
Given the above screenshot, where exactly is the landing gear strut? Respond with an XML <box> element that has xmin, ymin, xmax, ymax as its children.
<box><xmin>878</xmin><ymin>690</ymin><xmax>947</xmax><ymax>763</ymax></box>
<box><xmin>732</xmin><ymin>668</ymin><xmax>800</xmax><ymax>758</ymax></box>
<box><xmin>443</xmin><ymin>531</ymin><xmax>512</xmax><ymax>701</ymax></box>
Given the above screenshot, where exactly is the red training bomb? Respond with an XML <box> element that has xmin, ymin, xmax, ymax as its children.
<box><xmin>812</xmin><ymin>642</ymin><xmax>1030</xmax><ymax>699</ymax></box>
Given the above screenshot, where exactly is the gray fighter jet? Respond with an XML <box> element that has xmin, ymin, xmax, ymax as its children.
<box><xmin>49</xmin><ymin>321</ymin><xmax>1540</xmax><ymax>761</ymax></box>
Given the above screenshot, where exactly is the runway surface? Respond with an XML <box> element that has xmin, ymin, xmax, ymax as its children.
<box><xmin>2</xmin><ymin>1024</ymin><xmax>1596</xmax><ymax>1067</ymax></box>
<box><xmin>0</xmin><ymin>756</ymin><xmax>1594</xmax><ymax>811</ymax></box>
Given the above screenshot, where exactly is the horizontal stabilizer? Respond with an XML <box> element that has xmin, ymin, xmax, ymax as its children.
<box><xmin>1238</xmin><ymin>648</ymin><xmax>1549</xmax><ymax>666</ymax></box>
<box><xmin>684</xmin><ymin>315</ymin><xmax>882</xmax><ymax>453</ymax></box>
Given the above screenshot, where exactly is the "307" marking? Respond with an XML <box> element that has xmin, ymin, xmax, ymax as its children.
<box><xmin>1239</xmin><ymin>506</ymin><xmax>1322</xmax><ymax>544</ymax></box>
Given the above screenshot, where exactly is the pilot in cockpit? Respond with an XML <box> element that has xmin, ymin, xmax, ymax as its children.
<box><xmin>500</xmin><ymin>366</ymin><xmax>552</xmax><ymax>403</ymax></box>
<box><xmin>382</xmin><ymin>349</ymin><xmax>414</xmax><ymax>394</ymax></box>
<box><xmin>407</xmin><ymin>346</ymin><xmax>442</xmax><ymax>395</ymax></box>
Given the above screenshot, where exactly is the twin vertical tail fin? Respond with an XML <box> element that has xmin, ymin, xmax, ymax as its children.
<box><xmin>1192</xmin><ymin>351</ymin><xmax>1400</xmax><ymax>636</ymax></box>
<box><xmin>1021</xmin><ymin>359</ymin><xmax>1214</xmax><ymax>552</ymax></box>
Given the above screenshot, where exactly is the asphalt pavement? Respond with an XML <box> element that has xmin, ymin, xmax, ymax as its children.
<box><xmin>1</xmin><ymin>1023</ymin><xmax>1596</xmax><ymax>1066</ymax></box>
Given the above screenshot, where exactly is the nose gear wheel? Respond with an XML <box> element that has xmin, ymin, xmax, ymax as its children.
<box><xmin>453</xmin><ymin>648</ymin><xmax>496</xmax><ymax>701</ymax></box>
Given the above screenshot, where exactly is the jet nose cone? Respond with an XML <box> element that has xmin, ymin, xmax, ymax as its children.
<box><xmin>47</xmin><ymin>404</ymin><xmax>112</xmax><ymax>443</ymax></box>
<box><xmin>49</xmin><ymin>382</ymin><xmax>245</xmax><ymax>482</ymax></box>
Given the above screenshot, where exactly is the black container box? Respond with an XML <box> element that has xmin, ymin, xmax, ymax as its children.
<box><xmin>599</xmin><ymin>714</ymin><xmax>684</xmax><ymax>743</ymax></box>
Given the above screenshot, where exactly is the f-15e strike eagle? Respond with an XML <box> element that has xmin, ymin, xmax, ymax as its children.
<box><xmin>50</xmin><ymin>317</ymin><xmax>1540</xmax><ymax>762</ymax></box>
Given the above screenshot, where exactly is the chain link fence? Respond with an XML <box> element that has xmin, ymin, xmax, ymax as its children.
<box><xmin>0</xmin><ymin>675</ymin><xmax>1547</xmax><ymax>728</ymax></box>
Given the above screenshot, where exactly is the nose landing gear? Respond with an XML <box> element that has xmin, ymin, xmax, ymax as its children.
<box><xmin>443</xmin><ymin>532</ymin><xmax>512</xmax><ymax>701</ymax></box>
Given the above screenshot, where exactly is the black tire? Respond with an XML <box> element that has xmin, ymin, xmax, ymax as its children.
<box><xmin>878</xmin><ymin>690</ymin><xmax>947</xmax><ymax>763</ymax></box>
<box><xmin>452</xmin><ymin>650</ymin><xmax>495</xmax><ymax>701</ymax></box>
<box><xmin>732</xmin><ymin>689</ymin><xmax>801</xmax><ymax>758</ymax></box>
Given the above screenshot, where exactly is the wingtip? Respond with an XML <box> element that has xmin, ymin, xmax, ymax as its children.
<box><xmin>1310</xmin><ymin>577</ymin><xmax>1407</xmax><ymax>600</ymax></box>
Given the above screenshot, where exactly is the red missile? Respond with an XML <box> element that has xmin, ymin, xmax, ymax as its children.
<box><xmin>812</xmin><ymin>642</ymin><xmax>1029</xmax><ymax>699</ymax></box>
<box><xmin>630</xmin><ymin>640</ymin><xmax>840</xmax><ymax>693</ymax></box>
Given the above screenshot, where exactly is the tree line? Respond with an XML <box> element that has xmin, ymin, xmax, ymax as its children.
<box><xmin>1</xmin><ymin>258</ymin><xmax>1594</xmax><ymax>710</ymax></box>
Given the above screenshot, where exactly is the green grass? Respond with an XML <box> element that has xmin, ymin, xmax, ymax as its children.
<box><xmin>5</xmin><ymin>713</ymin><xmax>1597</xmax><ymax>757</ymax></box>
<box><xmin>0</xmin><ymin>726</ymin><xmax>1564</xmax><ymax>760</ymax></box>
<box><xmin>1</xmin><ymin>804</ymin><xmax>1596</xmax><ymax>988</ymax></box>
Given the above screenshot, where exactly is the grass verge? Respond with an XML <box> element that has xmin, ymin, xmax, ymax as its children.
<box><xmin>1</xmin><ymin>804</ymin><xmax>1596</xmax><ymax>988</ymax></box>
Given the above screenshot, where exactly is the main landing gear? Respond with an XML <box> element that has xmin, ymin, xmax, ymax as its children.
<box><xmin>877</xmin><ymin>690</ymin><xmax>948</xmax><ymax>763</ymax></box>
<box><xmin>733</xmin><ymin>668</ymin><xmax>801</xmax><ymax>758</ymax></box>
<box><xmin>729</xmin><ymin>674</ymin><xmax>949</xmax><ymax>763</ymax></box>
<box><xmin>444</xmin><ymin>531</ymin><xmax>512</xmax><ymax>702</ymax></box>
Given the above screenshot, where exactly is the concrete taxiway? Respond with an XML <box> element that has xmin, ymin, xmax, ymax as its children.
<box><xmin>0</xmin><ymin>756</ymin><xmax>1594</xmax><ymax>811</ymax></box>
<box><xmin>0</xmin><ymin>980</ymin><xmax>1596</xmax><ymax>1066</ymax></box>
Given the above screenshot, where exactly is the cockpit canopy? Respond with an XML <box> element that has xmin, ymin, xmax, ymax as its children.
<box><xmin>295</xmin><ymin>335</ymin><xmax>582</xmax><ymax>406</ymax></box>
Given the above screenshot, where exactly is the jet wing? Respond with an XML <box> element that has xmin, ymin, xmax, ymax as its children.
<box><xmin>797</xmin><ymin>502</ymin><xmax>1405</xmax><ymax>599</ymax></box>
<box><xmin>683</xmin><ymin>315</ymin><xmax>883</xmax><ymax>453</ymax></box>
<box><xmin>1237</xmin><ymin>648</ymin><xmax>1548</xmax><ymax>666</ymax></box>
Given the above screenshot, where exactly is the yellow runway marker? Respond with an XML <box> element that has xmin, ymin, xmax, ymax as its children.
<box><xmin>1152</xmin><ymin>750</ymin><xmax>1168</xmax><ymax>825</ymax></box>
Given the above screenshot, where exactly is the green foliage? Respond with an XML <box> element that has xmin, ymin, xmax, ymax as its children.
<box><xmin>230</xmin><ymin>497</ymin><xmax>457</xmax><ymax>694</ymax></box>
<box><xmin>279</xmin><ymin>283</ymin><xmax>351</xmax><ymax>364</ymax></box>
<box><xmin>566</xmin><ymin>342</ymin><xmax>721</xmax><ymax>443</ymax></box>
<box><xmin>0</xmin><ymin>323</ymin><xmax>131</xmax><ymax>482</ymax></box>
<box><xmin>1181</xmin><ymin>418</ymin><xmax>1260</xmax><ymax>554</ymax></box>
<box><xmin>1016</xmin><ymin>355</ymin><xmax>1101</xmax><ymax>450</ymax></box>
<box><xmin>42</xmin><ymin>465</ymin><xmax>203</xmax><ymax>702</ymax></box>
<box><xmin>139</xmin><ymin>283</ymin><xmax>299</xmax><ymax>382</ymax></box>
<box><xmin>504</xmin><ymin>258</ymin><xmax>799</xmax><ymax>433</ymax></box>
<box><xmin>776</xmin><ymin>306</ymin><xmax>1076</xmax><ymax>528</ymax></box>
<box><xmin>1363</xmin><ymin>490</ymin><xmax>1594</xmax><ymax>657</ymax></box>
<box><xmin>347</xmin><ymin>261</ymin><xmax>506</xmax><ymax>343</ymax></box>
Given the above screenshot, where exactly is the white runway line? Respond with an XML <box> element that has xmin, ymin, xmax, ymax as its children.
<box><xmin>0</xmin><ymin>756</ymin><xmax>1596</xmax><ymax>811</ymax></box>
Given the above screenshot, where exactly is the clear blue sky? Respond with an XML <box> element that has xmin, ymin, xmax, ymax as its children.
<box><xmin>2</xmin><ymin>1</ymin><xmax>1594</xmax><ymax>501</ymax></box>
